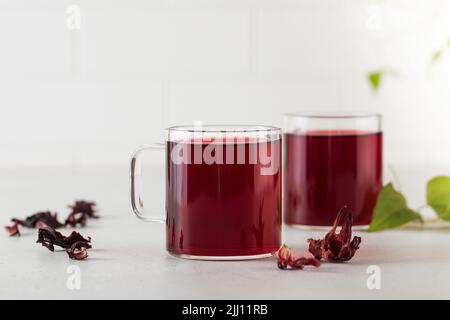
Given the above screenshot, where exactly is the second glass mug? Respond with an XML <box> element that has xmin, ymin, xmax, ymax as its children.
<box><xmin>283</xmin><ymin>113</ymin><xmax>383</xmax><ymax>228</ymax></box>
<box><xmin>130</xmin><ymin>125</ymin><xmax>282</xmax><ymax>260</ymax></box>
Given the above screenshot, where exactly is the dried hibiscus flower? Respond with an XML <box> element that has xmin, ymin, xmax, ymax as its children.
<box><xmin>307</xmin><ymin>206</ymin><xmax>361</xmax><ymax>262</ymax></box>
<box><xmin>4</xmin><ymin>211</ymin><xmax>65</xmax><ymax>237</ymax></box>
<box><xmin>69</xmin><ymin>200</ymin><xmax>98</xmax><ymax>218</ymax></box>
<box><xmin>65</xmin><ymin>200</ymin><xmax>98</xmax><ymax>227</ymax></box>
<box><xmin>37</xmin><ymin>226</ymin><xmax>92</xmax><ymax>260</ymax></box>
<box><xmin>5</xmin><ymin>200</ymin><xmax>98</xmax><ymax>236</ymax></box>
<box><xmin>277</xmin><ymin>244</ymin><xmax>321</xmax><ymax>270</ymax></box>
<box><xmin>12</xmin><ymin>211</ymin><xmax>64</xmax><ymax>229</ymax></box>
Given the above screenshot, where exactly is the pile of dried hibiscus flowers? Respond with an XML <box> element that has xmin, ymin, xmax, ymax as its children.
<box><xmin>277</xmin><ymin>206</ymin><xmax>361</xmax><ymax>270</ymax></box>
<box><xmin>4</xmin><ymin>200</ymin><xmax>97</xmax><ymax>260</ymax></box>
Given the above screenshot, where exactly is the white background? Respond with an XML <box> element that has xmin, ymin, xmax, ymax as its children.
<box><xmin>0</xmin><ymin>0</ymin><xmax>449</xmax><ymax>168</ymax></box>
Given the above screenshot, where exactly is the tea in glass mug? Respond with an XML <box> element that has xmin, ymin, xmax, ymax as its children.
<box><xmin>130</xmin><ymin>125</ymin><xmax>282</xmax><ymax>260</ymax></box>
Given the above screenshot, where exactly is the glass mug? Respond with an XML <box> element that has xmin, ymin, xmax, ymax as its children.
<box><xmin>130</xmin><ymin>125</ymin><xmax>282</xmax><ymax>260</ymax></box>
<box><xmin>284</xmin><ymin>113</ymin><xmax>383</xmax><ymax>228</ymax></box>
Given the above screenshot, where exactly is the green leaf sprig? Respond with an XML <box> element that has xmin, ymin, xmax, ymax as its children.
<box><xmin>368</xmin><ymin>71</ymin><xmax>383</xmax><ymax>92</ymax></box>
<box><xmin>430</xmin><ymin>38</ymin><xmax>450</xmax><ymax>64</ymax></box>
<box><xmin>369</xmin><ymin>176</ymin><xmax>450</xmax><ymax>232</ymax></box>
<box><xmin>427</xmin><ymin>176</ymin><xmax>450</xmax><ymax>221</ymax></box>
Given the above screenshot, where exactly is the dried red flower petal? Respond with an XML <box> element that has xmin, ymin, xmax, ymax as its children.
<box><xmin>12</xmin><ymin>211</ymin><xmax>64</xmax><ymax>229</ymax></box>
<box><xmin>68</xmin><ymin>200</ymin><xmax>98</xmax><ymax>218</ymax></box>
<box><xmin>307</xmin><ymin>206</ymin><xmax>361</xmax><ymax>262</ymax></box>
<box><xmin>5</xmin><ymin>211</ymin><xmax>64</xmax><ymax>236</ymax></box>
<box><xmin>37</xmin><ymin>227</ymin><xmax>68</xmax><ymax>251</ymax></box>
<box><xmin>37</xmin><ymin>226</ymin><xmax>92</xmax><ymax>260</ymax></box>
<box><xmin>277</xmin><ymin>244</ymin><xmax>321</xmax><ymax>270</ymax></box>
<box><xmin>4</xmin><ymin>200</ymin><xmax>98</xmax><ymax>236</ymax></box>
<box><xmin>64</xmin><ymin>230</ymin><xmax>92</xmax><ymax>246</ymax></box>
<box><xmin>5</xmin><ymin>223</ymin><xmax>20</xmax><ymax>237</ymax></box>
<box><xmin>35</xmin><ymin>221</ymin><xmax>49</xmax><ymax>229</ymax></box>
<box><xmin>66</xmin><ymin>241</ymin><xmax>90</xmax><ymax>260</ymax></box>
<box><xmin>289</xmin><ymin>257</ymin><xmax>321</xmax><ymax>270</ymax></box>
<box><xmin>277</xmin><ymin>244</ymin><xmax>294</xmax><ymax>269</ymax></box>
<box><xmin>65</xmin><ymin>200</ymin><xmax>98</xmax><ymax>227</ymax></box>
<box><xmin>65</xmin><ymin>212</ymin><xmax>88</xmax><ymax>227</ymax></box>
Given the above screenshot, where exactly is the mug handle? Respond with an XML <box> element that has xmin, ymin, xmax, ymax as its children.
<box><xmin>130</xmin><ymin>143</ymin><xmax>166</xmax><ymax>223</ymax></box>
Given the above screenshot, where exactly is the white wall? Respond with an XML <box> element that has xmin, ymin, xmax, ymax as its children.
<box><xmin>0</xmin><ymin>0</ymin><xmax>449</xmax><ymax>168</ymax></box>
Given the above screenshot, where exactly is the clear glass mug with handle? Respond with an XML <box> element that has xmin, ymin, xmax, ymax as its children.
<box><xmin>130</xmin><ymin>125</ymin><xmax>282</xmax><ymax>260</ymax></box>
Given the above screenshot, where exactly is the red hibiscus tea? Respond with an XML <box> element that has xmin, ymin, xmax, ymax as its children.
<box><xmin>284</xmin><ymin>114</ymin><xmax>382</xmax><ymax>227</ymax></box>
<box><xmin>165</xmin><ymin>127</ymin><xmax>281</xmax><ymax>258</ymax></box>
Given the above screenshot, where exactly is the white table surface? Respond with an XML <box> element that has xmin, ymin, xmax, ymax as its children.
<box><xmin>1</xmin><ymin>166</ymin><xmax>450</xmax><ymax>300</ymax></box>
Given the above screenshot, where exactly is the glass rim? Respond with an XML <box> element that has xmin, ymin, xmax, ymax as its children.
<box><xmin>284</xmin><ymin>112</ymin><xmax>382</xmax><ymax>119</ymax></box>
<box><xmin>166</xmin><ymin>124</ymin><xmax>281</xmax><ymax>133</ymax></box>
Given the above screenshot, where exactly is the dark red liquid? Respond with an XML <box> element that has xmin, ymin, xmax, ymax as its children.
<box><xmin>284</xmin><ymin>130</ymin><xmax>382</xmax><ymax>226</ymax></box>
<box><xmin>166</xmin><ymin>139</ymin><xmax>281</xmax><ymax>257</ymax></box>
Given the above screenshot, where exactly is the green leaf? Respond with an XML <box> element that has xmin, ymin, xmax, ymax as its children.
<box><xmin>368</xmin><ymin>72</ymin><xmax>383</xmax><ymax>92</ymax></box>
<box><xmin>369</xmin><ymin>183</ymin><xmax>422</xmax><ymax>232</ymax></box>
<box><xmin>427</xmin><ymin>176</ymin><xmax>450</xmax><ymax>221</ymax></box>
<box><xmin>432</xmin><ymin>50</ymin><xmax>442</xmax><ymax>63</ymax></box>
